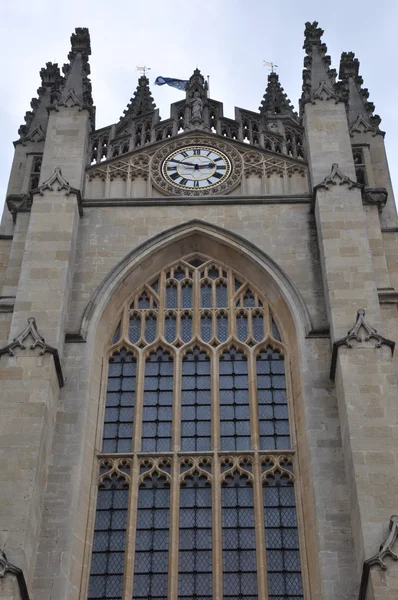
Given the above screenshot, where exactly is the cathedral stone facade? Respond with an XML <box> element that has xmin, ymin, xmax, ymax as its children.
<box><xmin>0</xmin><ymin>22</ymin><xmax>398</xmax><ymax>600</ymax></box>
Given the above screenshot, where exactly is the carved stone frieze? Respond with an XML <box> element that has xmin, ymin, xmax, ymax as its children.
<box><xmin>6</xmin><ymin>194</ymin><xmax>32</xmax><ymax>223</ymax></box>
<box><xmin>0</xmin><ymin>550</ymin><xmax>30</xmax><ymax>600</ymax></box>
<box><xmin>330</xmin><ymin>309</ymin><xmax>395</xmax><ymax>380</ymax></box>
<box><xmin>33</xmin><ymin>167</ymin><xmax>83</xmax><ymax>216</ymax></box>
<box><xmin>0</xmin><ymin>317</ymin><xmax>64</xmax><ymax>387</ymax></box>
<box><xmin>362</xmin><ymin>186</ymin><xmax>388</xmax><ymax>211</ymax></box>
<box><xmin>243</xmin><ymin>150</ymin><xmax>307</xmax><ymax>180</ymax></box>
<box><xmin>358</xmin><ymin>515</ymin><xmax>398</xmax><ymax>600</ymax></box>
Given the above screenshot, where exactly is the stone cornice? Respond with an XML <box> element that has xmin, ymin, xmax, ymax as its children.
<box><xmin>0</xmin><ymin>317</ymin><xmax>64</xmax><ymax>387</ymax></box>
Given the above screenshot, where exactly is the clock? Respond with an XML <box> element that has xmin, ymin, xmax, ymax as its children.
<box><xmin>161</xmin><ymin>145</ymin><xmax>232</xmax><ymax>190</ymax></box>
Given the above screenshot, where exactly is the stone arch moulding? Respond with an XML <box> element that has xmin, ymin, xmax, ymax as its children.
<box><xmin>78</xmin><ymin>219</ymin><xmax>313</xmax><ymax>342</ymax></box>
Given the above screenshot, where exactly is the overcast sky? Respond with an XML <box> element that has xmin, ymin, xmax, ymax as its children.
<box><xmin>1</xmin><ymin>0</ymin><xmax>397</xmax><ymax>216</ymax></box>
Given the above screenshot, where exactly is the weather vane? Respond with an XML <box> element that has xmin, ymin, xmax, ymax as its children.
<box><xmin>263</xmin><ymin>61</ymin><xmax>278</xmax><ymax>73</ymax></box>
<box><xmin>136</xmin><ymin>66</ymin><xmax>151</xmax><ymax>76</ymax></box>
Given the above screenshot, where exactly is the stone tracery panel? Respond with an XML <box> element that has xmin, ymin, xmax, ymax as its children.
<box><xmin>88</xmin><ymin>254</ymin><xmax>304</xmax><ymax>600</ymax></box>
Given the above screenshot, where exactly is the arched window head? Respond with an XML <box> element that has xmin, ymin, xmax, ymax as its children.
<box><xmin>88</xmin><ymin>255</ymin><xmax>304</xmax><ymax>600</ymax></box>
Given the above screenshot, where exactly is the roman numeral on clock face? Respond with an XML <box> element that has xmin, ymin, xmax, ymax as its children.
<box><xmin>193</xmin><ymin>149</ymin><xmax>201</xmax><ymax>155</ymax></box>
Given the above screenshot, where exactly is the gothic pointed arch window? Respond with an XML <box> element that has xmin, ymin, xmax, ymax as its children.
<box><xmin>87</xmin><ymin>255</ymin><xmax>305</xmax><ymax>600</ymax></box>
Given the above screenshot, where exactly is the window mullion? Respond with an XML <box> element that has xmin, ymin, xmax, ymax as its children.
<box><xmin>253</xmin><ymin>455</ymin><xmax>269</xmax><ymax>600</ymax></box>
<box><xmin>212</xmin><ymin>454</ymin><xmax>223</xmax><ymax>600</ymax></box>
<box><xmin>123</xmin><ymin>455</ymin><xmax>140</xmax><ymax>600</ymax></box>
<box><xmin>132</xmin><ymin>351</ymin><xmax>145</xmax><ymax>452</ymax></box>
<box><xmin>168</xmin><ymin>454</ymin><xmax>181</xmax><ymax>600</ymax></box>
<box><xmin>248</xmin><ymin>349</ymin><xmax>260</xmax><ymax>451</ymax></box>
<box><xmin>173</xmin><ymin>349</ymin><xmax>182</xmax><ymax>452</ymax></box>
<box><xmin>212</xmin><ymin>348</ymin><xmax>220</xmax><ymax>452</ymax></box>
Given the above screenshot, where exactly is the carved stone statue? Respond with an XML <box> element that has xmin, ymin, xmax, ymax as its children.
<box><xmin>191</xmin><ymin>91</ymin><xmax>203</xmax><ymax>121</ymax></box>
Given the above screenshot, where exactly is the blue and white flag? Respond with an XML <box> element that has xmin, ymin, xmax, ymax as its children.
<box><xmin>155</xmin><ymin>76</ymin><xmax>188</xmax><ymax>91</ymax></box>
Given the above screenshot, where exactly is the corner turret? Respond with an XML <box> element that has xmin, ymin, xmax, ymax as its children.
<box><xmin>339</xmin><ymin>52</ymin><xmax>381</xmax><ymax>134</ymax></box>
<box><xmin>259</xmin><ymin>71</ymin><xmax>298</xmax><ymax>121</ymax></box>
<box><xmin>17</xmin><ymin>62</ymin><xmax>63</xmax><ymax>143</ymax></box>
<box><xmin>57</xmin><ymin>27</ymin><xmax>95</xmax><ymax>129</ymax></box>
<box><xmin>300</xmin><ymin>21</ymin><xmax>343</xmax><ymax>112</ymax></box>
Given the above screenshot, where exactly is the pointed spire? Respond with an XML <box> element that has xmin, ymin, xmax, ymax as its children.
<box><xmin>119</xmin><ymin>75</ymin><xmax>156</xmax><ymax>121</ymax></box>
<box><xmin>18</xmin><ymin>62</ymin><xmax>63</xmax><ymax>140</ymax></box>
<box><xmin>300</xmin><ymin>21</ymin><xmax>343</xmax><ymax>111</ymax></box>
<box><xmin>339</xmin><ymin>51</ymin><xmax>381</xmax><ymax>132</ymax></box>
<box><xmin>59</xmin><ymin>28</ymin><xmax>95</xmax><ymax>127</ymax></box>
<box><xmin>259</xmin><ymin>72</ymin><xmax>298</xmax><ymax>119</ymax></box>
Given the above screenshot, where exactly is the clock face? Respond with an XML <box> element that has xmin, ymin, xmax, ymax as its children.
<box><xmin>162</xmin><ymin>145</ymin><xmax>232</xmax><ymax>190</ymax></box>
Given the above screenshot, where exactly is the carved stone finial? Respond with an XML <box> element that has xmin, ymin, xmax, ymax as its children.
<box><xmin>259</xmin><ymin>72</ymin><xmax>298</xmax><ymax>119</ymax></box>
<box><xmin>0</xmin><ymin>550</ymin><xmax>30</xmax><ymax>600</ymax></box>
<box><xmin>55</xmin><ymin>27</ymin><xmax>95</xmax><ymax>129</ymax></box>
<box><xmin>300</xmin><ymin>21</ymin><xmax>344</xmax><ymax>113</ymax></box>
<box><xmin>358</xmin><ymin>516</ymin><xmax>398</xmax><ymax>600</ymax></box>
<box><xmin>69</xmin><ymin>27</ymin><xmax>91</xmax><ymax>58</ymax></box>
<box><xmin>339</xmin><ymin>51</ymin><xmax>382</xmax><ymax>132</ymax></box>
<box><xmin>119</xmin><ymin>76</ymin><xmax>156</xmax><ymax>122</ymax></box>
<box><xmin>17</xmin><ymin>62</ymin><xmax>63</xmax><ymax>139</ymax></box>
<box><xmin>0</xmin><ymin>317</ymin><xmax>64</xmax><ymax>387</ymax></box>
<box><xmin>330</xmin><ymin>309</ymin><xmax>395</xmax><ymax>380</ymax></box>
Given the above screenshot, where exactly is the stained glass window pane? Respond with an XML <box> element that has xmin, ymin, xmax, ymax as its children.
<box><xmin>178</xmin><ymin>474</ymin><xmax>212</xmax><ymax>599</ymax></box>
<box><xmin>138</xmin><ymin>291</ymin><xmax>150</xmax><ymax>309</ymax></box>
<box><xmin>257</xmin><ymin>348</ymin><xmax>290</xmax><ymax>450</ymax></box>
<box><xmin>181</xmin><ymin>349</ymin><xmax>211</xmax><ymax>451</ymax></box>
<box><xmin>271</xmin><ymin>317</ymin><xmax>281</xmax><ymax>341</ymax></box>
<box><xmin>181</xmin><ymin>284</ymin><xmax>193</xmax><ymax>308</ymax></box>
<box><xmin>217</xmin><ymin>313</ymin><xmax>228</xmax><ymax>342</ymax></box>
<box><xmin>200</xmin><ymin>282</ymin><xmax>212</xmax><ymax>308</ymax></box>
<box><xmin>142</xmin><ymin>349</ymin><xmax>173</xmax><ymax>452</ymax></box>
<box><xmin>88</xmin><ymin>475</ymin><xmax>129</xmax><ymax>600</ymax></box>
<box><xmin>145</xmin><ymin>314</ymin><xmax>157</xmax><ymax>343</ymax></box>
<box><xmin>216</xmin><ymin>281</ymin><xmax>228</xmax><ymax>307</ymax></box>
<box><xmin>103</xmin><ymin>350</ymin><xmax>136</xmax><ymax>453</ymax></box>
<box><xmin>236</xmin><ymin>312</ymin><xmax>248</xmax><ymax>342</ymax></box>
<box><xmin>133</xmin><ymin>473</ymin><xmax>170</xmax><ymax>600</ymax></box>
<box><xmin>264</xmin><ymin>474</ymin><xmax>303</xmax><ymax>599</ymax></box>
<box><xmin>180</xmin><ymin>314</ymin><xmax>193</xmax><ymax>344</ymax></box>
<box><xmin>222</xmin><ymin>473</ymin><xmax>258</xmax><ymax>600</ymax></box>
<box><xmin>129</xmin><ymin>314</ymin><xmax>141</xmax><ymax>344</ymax></box>
<box><xmin>243</xmin><ymin>290</ymin><xmax>256</xmax><ymax>307</ymax></box>
<box><xmin>219</xmin><ymin>349</ymin><xmax>251</xmax><ymax>451</ymax></box>
<box><xmin>112</xmin><ymin>321</ymin><xmax>121</xmax><ymax>344</ymax></box>
<box><xmin>200</xmin><ymin>312</ymin><xmax>213</xmax><ymax>343</ymax></box>
<box><xmin>252</xmin><ymin>312</ymin><xmax>264</xmax><ymax>342</ymax></box>
<box><xmin>164</xmin><ymin>313</ymin><xmax>177</xmax><ymax>343</ymax></box>
<box><xmin>166</xmin><ymin>284</ymin><xmax>178</xmax><ymax>308</ymax></box>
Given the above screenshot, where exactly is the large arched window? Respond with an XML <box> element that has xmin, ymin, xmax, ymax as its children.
<box><xmin>87</xmin><ymin>255</ymin><xmax>304</xmax><ymax>600</ymax></box>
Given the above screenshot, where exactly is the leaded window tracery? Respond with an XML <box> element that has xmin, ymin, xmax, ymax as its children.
<box><xmin>87</xmin><ymin>255</ymin><xmax>305</xmax><ymax>600</ymax></box>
